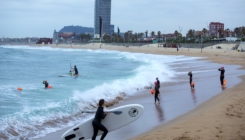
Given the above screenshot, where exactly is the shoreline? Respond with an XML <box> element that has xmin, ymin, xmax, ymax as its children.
<box><xmin>5</xmin><ymin>44</ymin><xmax>245</xmax><ymax>139</ymax></box>
<box><xmin>49</xmin><ymin>44</ymin><xmax>245</xmax><ymax>140</ymax></box>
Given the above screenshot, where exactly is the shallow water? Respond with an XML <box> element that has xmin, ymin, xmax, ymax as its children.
<box><xmin>0</xmin><ymin>45</ymin><xmax>201</xmax><ymax>139</ymax></box>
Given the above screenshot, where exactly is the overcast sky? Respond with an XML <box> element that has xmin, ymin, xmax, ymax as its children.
<box><xmin>0</xmin><ymin>0</ymin><xmax>244</xmax><ymax>38</ymax></box>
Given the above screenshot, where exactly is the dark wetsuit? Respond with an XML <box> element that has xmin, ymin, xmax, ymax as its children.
<box><xmin>92</xmin><ymin>107</ymin><xmax>108</xmax><ymax>140</ymax></box>
<box><xmin>45</xmin><ymin>82</ymin><xmax>48</xmax><ymax>88</ymax></box>
<box><xmin>188</xmin><ymin>72</ymin><xmax>192</xmax><ymax>85</ymax></box>
<box><xmin>156</xmin><ymin>79</ymin><xmax>160</xmax><ymax>89</ymax></box>
<box><xmin>154</xmin><ymin>86</ymin><xmax>160</xmax><ymax>103</ymax></box>
<box><xmin>74</xmin><ymin>67</ymin><xmax>78</xmax><ymax>75</ymax></box>
<box><xmin>43</xmin><ymin>81</ymin><xmax>48</xmax><ymax>88</ymax></box>
<box><xmin>218</xmin><ymin>68</ymin><xmax>225</xmax><ymax>85</ymax></box>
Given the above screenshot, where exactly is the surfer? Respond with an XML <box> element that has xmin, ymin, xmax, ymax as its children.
<box><xmin>154</xmin><ymin>86</ymin><xmax>160</xmax><ymax>104</ymax></box>
<box><xmin>155</xmin><ymin>77</ymin><xmax>160</xmax><ymax>89</ymax></box>
<box><xmin>218</xmin><ymin>67</ymin><xmax>225</xmax><ymax>86</ymax></box>
<box><xmin>188</xmin><ymin>71</ymin><xmax>193</xmax><ymax>85</ymax></box>
<box><xmin>92</xmin><ymin>99</ymin><xmax>109</xmax><ymax>140</ymax></box>
<box><xmin>73</xmin><ymin>65</ymin><xmax>79</xmax><ymax>75</ymax></box>
<box><xmin>43</xmin><ymin>80</ymin><xmax>49</xmax><ymax>88</ymax></box>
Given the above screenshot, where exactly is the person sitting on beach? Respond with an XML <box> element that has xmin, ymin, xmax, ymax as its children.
<box><xmin>92</xmin><ymin>99</ymin><xmax>109</xmax><ymax>140</ymax></box>
<box><xmin>218</xmin><ymin>67</ymin><xmax>225</xmax><ymax>86</ymax></box>
<box><xmin>43</xmin><ymin>80</ymin><xmax>49</xmax><ymax>88</ymax></box>
<box><xmin>73</xmin><ymin>65</ymin><xmax>79</xmax><ymax>75</ymax></box>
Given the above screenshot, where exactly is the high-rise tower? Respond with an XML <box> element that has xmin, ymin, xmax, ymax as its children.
<box><xmin>94</xmin><ymin>0</ymin><xmax>111</xmax><ymax>38</ymax></box>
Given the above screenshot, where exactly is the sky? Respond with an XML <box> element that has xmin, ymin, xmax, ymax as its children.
<box><xmin>0</xmin><ymin>0</ymin><xmax>245</xmax><ymax>38</ymax></box>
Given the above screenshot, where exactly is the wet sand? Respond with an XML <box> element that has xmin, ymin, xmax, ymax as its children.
<box><xmin>31</xmin><ymin>43</ymin><xmax>245</xmax><ymax>140</ymax></box>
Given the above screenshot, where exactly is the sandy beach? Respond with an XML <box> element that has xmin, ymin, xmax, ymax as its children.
<box><xmin>29</xmin><ymin>43</ymin><xmax>245</xmax><ymax>140</ymax></box>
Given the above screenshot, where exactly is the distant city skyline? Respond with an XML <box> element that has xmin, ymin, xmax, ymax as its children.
<box><xmin>0</xmin><ymin>0</ymin><xmax>245</xmax><ymax>38</ymax></box>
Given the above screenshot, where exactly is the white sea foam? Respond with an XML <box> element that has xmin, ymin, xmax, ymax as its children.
<box><xmin>0</xmin><ymin>45</ymin><xmax>202</xmax><ymax>139</ymax></box>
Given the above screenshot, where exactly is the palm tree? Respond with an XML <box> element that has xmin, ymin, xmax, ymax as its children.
<box><xmin>187</xmin><ymin>29</ymin><xmax>194</xmax><ymax>38</ymax></box>
<box><xmin>224</xmin><ymin>28</ymin><xmax>230</xmax><ymax>37</ymax></box>
<box><xmin>157</xmin><ymin>31</ymin><xmax>161</xmax><ymax>41</ymax></box>
<box><xmin>202</xmin><ymin>28</ymin><xmax>207</xmax><ymax>37</ymax></box>
<box><xmin>174</xmin><ymin>30</ymin><xmax>179</xmax><ymax>39</ymax></box>
<box><xmin>145</xmin><ymin>30</ymin><xmax>148</xmax><ymax>38</ymax></box>
<box><xmin>151</xmin><ymin>31</ymin><xmax>155</xmax><ymax>38</ymax></box>
<box><xmin>234</xmin><ymin>27</ymin><xmax>241</xmax><ymax>37</ymax></box>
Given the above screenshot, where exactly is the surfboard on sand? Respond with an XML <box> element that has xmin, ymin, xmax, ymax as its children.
<box><xmin>61</xmin><ymin>104</ymin><xmax>144</xmax><ymax>140</ymax></box>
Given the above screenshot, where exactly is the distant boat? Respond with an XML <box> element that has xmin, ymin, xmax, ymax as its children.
<box><xmin>58</xmin><ymin>32</ymin><xmax>75</xmax><ymax>38</ymax></box>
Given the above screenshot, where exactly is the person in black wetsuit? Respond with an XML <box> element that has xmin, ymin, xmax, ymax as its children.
<box><xmin>92</xmin><ymin>99</ymin><xmax>109</xmax><ymax>140</ymax></box>
<box><xmin>188</xmin><ymin>71</ymin><xmax>192</xmax><ymax>85</ymax></box>
<box><xmin>73</xmin><ymin>65</ymin><xmax>78</xmax><ymax>75</ymax></box>
<box><xmin>156</xmin><ymin>77</ymin><xmax>160</xmax><ymax>89</ymax></box>
<box><xmin>218</xmin><ymin>67</ymin><xmax>225</xmax><ymax>86</ymax></box>
<box><xmin>154</xmin><ymin>86</ymin><xmax>160</xmax><ymax>104</ymax></box>
<box><xmin>188</xmin><ymin>71</ymin><xmax>194</xmax><ymax>88</ymax></box>
<box><xmin>43</xmin><ymin>80</ymin><xmax>48</xmax><ymax>88</ymax></box>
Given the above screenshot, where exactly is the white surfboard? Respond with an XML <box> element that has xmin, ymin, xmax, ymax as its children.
<box><xmin>58</xmin><ymin>75</ymin><xmax>70</xmax><ymax>77</ymax></box>
<box><xmin>61</xmin><ymin>104</ymin><xmax>144</xmax><ymax>140</ymax></box>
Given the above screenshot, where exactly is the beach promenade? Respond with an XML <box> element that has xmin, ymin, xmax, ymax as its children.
<box><xmin>30</xmin><ymin>43</ymin><xmax>245</xmax><ymax>140</ymax></box>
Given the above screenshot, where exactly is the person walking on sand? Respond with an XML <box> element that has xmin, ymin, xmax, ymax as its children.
<box><xmin>218</xmin><ymin>67</ymin><xmax>225</xmax><ymax>86</ymax></box>
<box><xmin>155</xmin><ymin>77</ymin><xmax>160</xmax><ymax>89</ymax></box>
<box><xmin>92</xmin><ymin>99</ymin><xmax>109</xmax><ymax>140</ymax></box>
<box><xmin>154</xmin><ymin>86</ymin><xmax>160</xmax><ymax>104</ymax></box>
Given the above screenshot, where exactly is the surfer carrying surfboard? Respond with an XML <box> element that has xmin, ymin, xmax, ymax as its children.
<box><xmin>218</xmin><ymin>67</ymin><xmax>225</xmax><ymax>86</ymax></box>
<box><xmin>92</xmin><ymin>99</ymin><xmax>109</xmax><ymax>140</ymax></box>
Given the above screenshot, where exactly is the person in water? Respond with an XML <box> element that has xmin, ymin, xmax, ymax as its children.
<box><xmin>69</xmin><ymin>69</ymin><xmax>73</xmax><ymax>75</ymax></box>
<box><xmin>43</xmin><ymin>80</ymin><xmax>49</xmax><ymax>88</ymax></box>
<box><xmin>154</xmin><ymin>86</ymin><xmax>160</xmax><ymax>104</ymax></box>
<box><xmin>92</xmin><ymin>99</ymin><xmax>109</xmax><ymax>140</ymax></box>
<box><xmin>188</xmin><ymin>71</ymin><xmax>194</xmax><ymax>88</ymax></box>
<box><xmin>218</xmin><ymin>67</ymin><xmax>225</xmax><ymax>86</ymax></box>
<box><xmin>73</xmin><ymin>65</ymin><xmax>78</xmax><ymax>75</ymax></box>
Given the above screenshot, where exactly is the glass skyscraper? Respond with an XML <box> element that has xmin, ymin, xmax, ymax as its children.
<box><xmin>94</xmin><ymin>0</ymin><xmax>111</xmax><ymax>37</ymax></box>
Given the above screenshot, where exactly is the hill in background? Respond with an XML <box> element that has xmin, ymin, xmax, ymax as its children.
<box><xmin>59</xmin><ymin>25</ymin><xmax>94</xmax><ymax>34</ymax></box>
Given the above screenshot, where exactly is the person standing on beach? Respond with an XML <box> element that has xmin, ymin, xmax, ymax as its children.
<box><xmin>218</xmin><ymin>67</ymin><xmax>225</xmax><ymax>86</ymax></box>
<box><xmin>154</xmin><ymin>86</ymin><xmax>160</xmax><ymax>104</ymax></box>
<box><xmin>155</xmin><ymin>77</ymin><xmax>160</xmax><ymax>89</ymax></box>
<box><xmin>92</xmin><ymin>99</ymin><xmax>109</xmax><ymax>140</ymax></box>
<box><xmin>188</xmin><ymin>71</ymin><xmax>192</xmax><ymax>84</ymax></box>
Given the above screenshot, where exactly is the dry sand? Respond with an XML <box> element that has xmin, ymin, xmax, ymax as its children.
<box><xmin>32</xmin><ymin>43</ymin><xmax>245</xmax><ymax>140</ymax></box>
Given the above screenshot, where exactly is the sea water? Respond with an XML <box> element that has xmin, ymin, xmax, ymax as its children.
<box><xmin>0</xmin><ymin>45</ymin><xmax>198</xmax><ymax>139</ymax></box>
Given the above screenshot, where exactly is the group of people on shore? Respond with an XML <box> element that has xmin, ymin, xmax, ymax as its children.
<box><xmin>152</xmin><ymin>66</ymin><xmax>225</xmax><ymax>104</ymax></box>
<box><xmin>188</xmin><ymin>66</ymin><xmax>226</xmax><ymax>88</ymax></box>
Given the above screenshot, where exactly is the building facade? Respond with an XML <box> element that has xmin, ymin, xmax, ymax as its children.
<box><xmin>94</xmin><ymin>0</ymin><xmax>111</xmax><ymax>38</ymax></box>
<box><xmin>209</xmin><ymin>22</ymin><xmax>224</xmax><ymax>37</ymax></box>
<box><xmin>110</xmin><ymin>25</ymin><xmax>114</xmax><ymax>35</ymax></box>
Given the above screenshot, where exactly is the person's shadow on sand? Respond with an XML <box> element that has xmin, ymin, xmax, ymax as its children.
<box><xmin>191</xmin><ymin>88</ymin><xmax>197</xmax><ymax>103</ymax></box>
<box><xmin>155</xmin><ymin>104</ymin><xmax>164</xmax><ymax>122</ymax></box>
